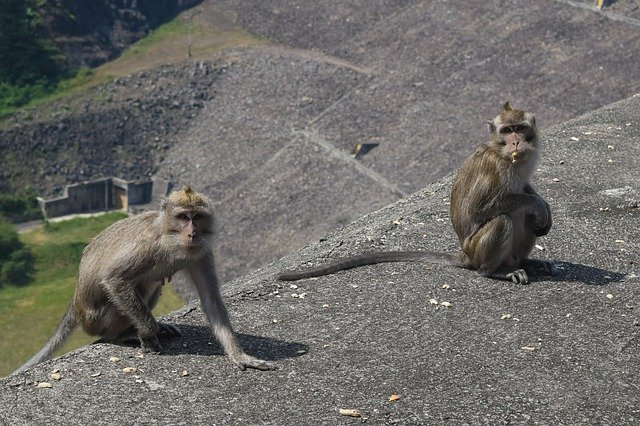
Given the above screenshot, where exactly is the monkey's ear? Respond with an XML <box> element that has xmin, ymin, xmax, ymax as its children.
<box><xmin>161</xmin><ymin>199</ymin><xmax>168</xmax><ymax>211</ymax></box>
<box><xmin>486</xmin><ymin>120</ymin><xmax>496</xmax><ymax>134</ymax></box>
<box><xmin>530</xmin><ymin>114</ymin><xmax>536</xmax><ymax>127</ymax></box>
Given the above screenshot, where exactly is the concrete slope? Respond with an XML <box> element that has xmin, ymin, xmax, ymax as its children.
<box><xmin>2</xmin><ymin>95</ymin><xmax>637</xmax><ymax>424</ymax></box>
<box><xmin>155</xmin><ymin>46</ymin><xmax>402</xmax><ymax>287</ymax></box>
<box><xmin>216</xmin><ymin>0</ymin><xmax>640</xmax><ymax>192</ymax></box>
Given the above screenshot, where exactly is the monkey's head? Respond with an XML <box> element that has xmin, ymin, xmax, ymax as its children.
<box><xmin>161</xmin><ymin>186</ymin><xmax>215</xmax><ymax>257</ymax></box>
<box><xmin>487</xmin><ymin>102</ymin><xmax>538</xmax><ymax>165</ymax></box>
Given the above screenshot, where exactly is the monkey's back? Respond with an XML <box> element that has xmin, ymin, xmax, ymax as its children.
<box><xmin>450</xmin><ymin>143</ymin><xmax>504</xmax><ymax>242</ymax></box>
<box><xmin>74</xmin><ymin>212</ymin><xmax>163</xmax><ymax>312</ymax></box>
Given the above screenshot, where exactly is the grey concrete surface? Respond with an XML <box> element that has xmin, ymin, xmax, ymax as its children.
<box><xmin>1</xmin><ymin>95</ymin><xmax>638</xmax><ymax>424</ymax></box>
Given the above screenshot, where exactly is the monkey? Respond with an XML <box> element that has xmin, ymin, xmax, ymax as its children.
<box><xmin>14</xmin><ymin>186</ymin><xmax>276</xmax><ymax>374</ymax></box>
<box><xmin>278</xmin><ymin>102</ymin><xmax>555</xmax><ymax>285</ymax></box>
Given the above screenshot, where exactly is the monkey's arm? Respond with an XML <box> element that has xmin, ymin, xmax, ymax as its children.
<box><xmin>523</xmin><ymin>184</ymin><xmax>552</xmax><ymax>236</ymax></box>
<box><xmin>475</xmin><ymin>192</ymin><xmax>550</xmax><ymax>232</ymax></box>
<box><xmin>186</xmin><ymin>255</ymin><xmax>276</xmax><ymax>371</ymax></box>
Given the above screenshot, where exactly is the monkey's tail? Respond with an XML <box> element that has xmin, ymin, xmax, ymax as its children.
<box><xmin>13</xmin><ymin>304</ymin><xmax>78</xmax><ymax>375</ymax></box>
<box><xmin>277</xmin><ymin>251</ymin><xmax>460</xmax><ymax>281</ymax></box>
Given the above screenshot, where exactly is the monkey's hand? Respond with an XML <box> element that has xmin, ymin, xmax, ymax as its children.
<box><xmin>232</xmin><ymin>353</ymin><xmax>277</xmax><ymax>371</ymax></box>
<box><xmin>506</xmin><ymin>269</ymin><xmax>530</xmax><ymax>285</ymax></box>
<box><xmin>530</xmin><ymin>197</ymin><xmax>552</xmax><ymax>237</ymax></box>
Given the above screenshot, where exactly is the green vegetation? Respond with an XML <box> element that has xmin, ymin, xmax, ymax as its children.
<box><xmin>0</xmin><ymin>212</ymin><xmax>185</xmax><ymax>376</ymax></box>
<box><xmin>0</xmin><ymin>218</ymin><xmax>35</xmax><ymax>287</ymax></box>
<box><xmin>0</xmin><ymin>188</ymin><xmax>42</xmax><ymax>222</ymax></box>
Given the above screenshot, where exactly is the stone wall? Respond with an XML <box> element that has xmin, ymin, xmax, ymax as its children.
<box><xmin>37</xmin><ymin>177</ymin><xmax>168</xmax><ymax>218</ymax></box>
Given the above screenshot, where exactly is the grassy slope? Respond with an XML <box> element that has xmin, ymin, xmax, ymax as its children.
<box><xmin>0</xmin><ymin>212</ymin><xmax>185</xmax><ymax>376</ymax></box>
<box><xmin>7</xmin><ymin>3</ymin><xmax>266</xmax><ymax>117</ymax></box>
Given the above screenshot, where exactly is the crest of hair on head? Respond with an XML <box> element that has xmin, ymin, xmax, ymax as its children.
<box><xmin>500</xmin><ymin>101</ymin><xmax>525</xmax><ymax>123</ymax></box>
<box><xmin>165</xmin><ymin>185</ymin><xmax>209</xmax><ymax>209</ymax></box>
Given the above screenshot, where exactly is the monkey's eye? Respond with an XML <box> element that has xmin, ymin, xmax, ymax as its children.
<box><xmin>193</xmin><ymin>214</ymin><xmax>202</xmax><ymax>221</ymax></box>
<box><xmin>500</xmin><ymin>126</ymin><xmax>513</xmax><ymax>134</ymax></box>
<box><xmin>176</xmin><ymin>213</ymin><xmax>189</xmax><ymax>221</ymax></box>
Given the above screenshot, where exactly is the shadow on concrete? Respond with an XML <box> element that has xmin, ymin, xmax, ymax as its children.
<box><xmin>547</xmin><ymin>261</ymin><xmax>626</xmax><ymax>285</ymax></box>
<box><xmin>98</xmin><ymin>325</ymin><xmax>308</xmax><ymax>362</ymax></box>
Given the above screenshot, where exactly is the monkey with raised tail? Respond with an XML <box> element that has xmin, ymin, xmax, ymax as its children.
<box><xmin>15</xmin><ymin>186</ymin><xmax>276</xmax><ymax>374</ymax></box>
<box><xmin>279</xmin><ymin>103</ymin><xmax>555</xmax><ymax>285</ymax></box>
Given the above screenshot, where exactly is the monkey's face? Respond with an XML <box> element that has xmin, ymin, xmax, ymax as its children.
<box><xmin>488</xmin><ymin>104</ymin><xmax>538</xmax><ymax>164</ymax></box>
<box><xmin>497</xmin><ymin>123</ymin><xmax>537</xmax><ymax>163</ymax></box>
<box><xmin>164</xmin><ymin>208</ymin><xmax>214</xmax><ymax>256</ymax></box>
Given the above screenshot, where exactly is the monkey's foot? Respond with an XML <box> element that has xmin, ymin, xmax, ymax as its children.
<box><xmin>233</xmin><ymin>354</ymin><xmax>277</xmax><ymax>371</ymax></box>
<box><xmin>158</xmin><ymin>322</ymin><xmax>182</xmax><ymax>337</ymax></box>
<box><xmin>506</xmin><ymin>269</ymin><xmax>530</xmax><ymax>285</ymax></box>
<box><xmin>140</xmin><ymin>336</ymin><xmax>163</xmax><ymax>353</ymax></box>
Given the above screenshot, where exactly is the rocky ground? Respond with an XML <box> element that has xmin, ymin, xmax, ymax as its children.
<box><xmin>1</xmin><ymin>62</ymin><xmax>221</xmax><ymax>195</ymax></box>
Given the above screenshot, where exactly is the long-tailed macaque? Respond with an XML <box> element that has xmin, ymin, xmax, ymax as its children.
<box><xmin>15</xmin><ymin>186</ymin><xmax>276</xmax><ymax>374</ymax></box>
<box><xmin>279</xmin><ymin>103</ymin><xmax>555</xmax><ymax>284</ymax></box>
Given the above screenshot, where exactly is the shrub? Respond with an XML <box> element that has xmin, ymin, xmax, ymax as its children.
<box><xmin>0</xmin><ymin>219</ymin><xmax>21</xmax><ymax>263</ymax></box>
<box><xmin>0</xmin><ymin>189</ymin><xmax>43</xmax><ymax>222</ymax></box>
<box><xmin>0</xmin><ymin>218</ymin><xmax>34</xmax><ymax>286</ymax></box>
<box><xmin>1</xmin><ymin>248</ymin><xmax>35</xmax><ymax>286</ymax></box>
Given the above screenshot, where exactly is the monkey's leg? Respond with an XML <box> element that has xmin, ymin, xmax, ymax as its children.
<box><xmin>464</xmin><ymin>216</ymin><xmax>530</xmax><ymax>285</ymax></box>
<box><xmin>187</xmin><ymin>259</ymin><xmax>277</xmax><ymax>371</ymax></box>
<box><xmin>104</xmin><ymin>279</ymin><xmax>163</xmax><ymax>353</ymax></box>
<box><xmin>146</xmin><ymin>285</ymin><xmax>182</xmax><ymax>337</ymax></box>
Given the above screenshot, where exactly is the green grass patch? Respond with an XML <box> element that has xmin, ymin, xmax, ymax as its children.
<box><xmin>0</xmin><ymin>212</ymin><xmax>185</xmax><ymax>376</ymax></box>
<box><xmin>0</xmin><ymin>8</ymin><xmax>266</xmax><ymax>123</ymax></box>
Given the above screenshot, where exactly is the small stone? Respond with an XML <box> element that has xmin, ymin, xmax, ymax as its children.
<box><xmin>37</xmin><ymin>382</ymin><xmax>53</xmax><ymax>388</ymax></box>
<box><xmin>109</xmin><ymin>356</ymin><xmax>121</xmax><ymax>363</ymax></box>
<box><xmin>122</xmin><ymin>367</ymin><xmax>137</xmax><ymax>373</ymax></box>
<box><xmin>50</xmin><ymin>372</ymin><xmax>62</xmax><ymax>381</ymax></box>
<box><xmin>339</xmin><ymin>409</ymin><xmax>361</xmax><ymax>417</ymax></box>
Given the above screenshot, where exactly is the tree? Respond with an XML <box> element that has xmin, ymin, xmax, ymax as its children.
<box><xmin>0</xmin><ymin>0</ymin><xmax>60</xmax><ymax>85</ymax></box>
<box><xmin>0</xmin><ymin>0</ymin><xmax>64</xmax><ymax>110</ymax></box>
